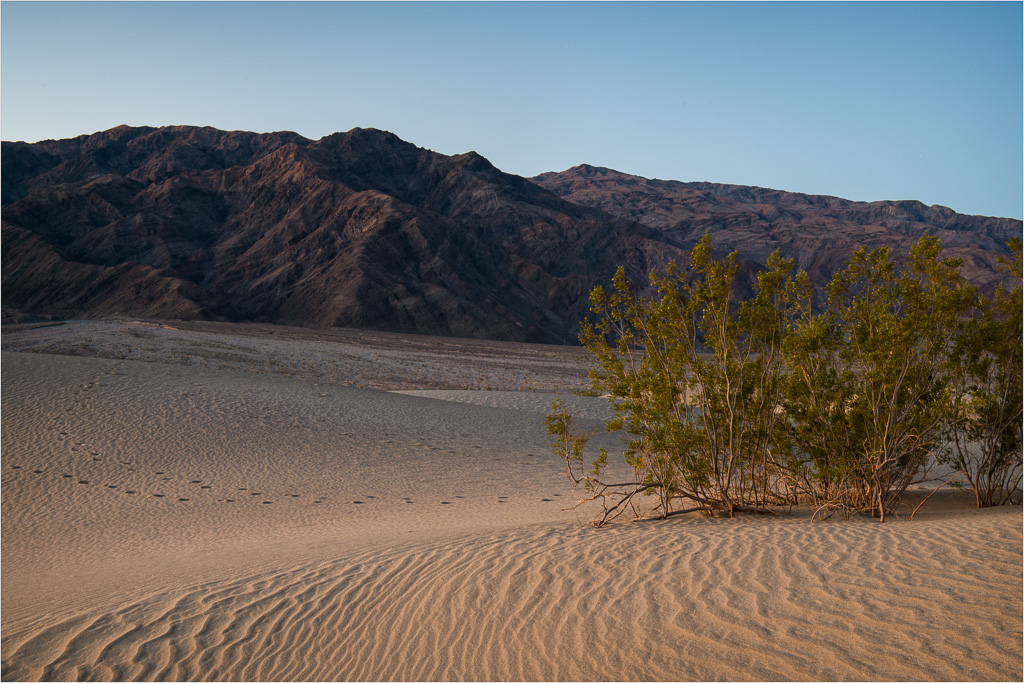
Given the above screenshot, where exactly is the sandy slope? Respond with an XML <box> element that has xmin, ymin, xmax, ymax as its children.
<box><xmin>2</xmin><ymin>348</ymin><xmax>1021</xmax><ymax>681</ymax></box>
<box><xmin>0</xmin><ymin>319</ymin><xmax>594</xmax><ymax>392</ymax></box>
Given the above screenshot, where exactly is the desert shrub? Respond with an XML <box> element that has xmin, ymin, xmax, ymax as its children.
<box><xmin>781</xmin><ymin>235</ymin><xmax>973</xmax><ymax>520</ymax></box>
<box><xmin>551</xmin><ymin>233</ymin><xmax>1020</xmax><ymax>525</ymax></box>
<box><xmin>943</xmin><ymin>239</ymin><xmax>1023</xmax><ymax>507</ymax></box>
<box><xmin>547</xmin><ymin>235</ymin><xmax>803</xmax><ymax>525</ymax></box>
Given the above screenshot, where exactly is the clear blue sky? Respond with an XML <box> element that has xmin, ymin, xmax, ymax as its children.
<box><xmin>2</xmin><ymin>1</ymin><xmax>1021</xmax><ymax>218</ymax></box>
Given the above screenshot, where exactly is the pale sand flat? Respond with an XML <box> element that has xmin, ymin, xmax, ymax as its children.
<box><xmin>393</xmin><ymin>389</ymin><xmax>617</xmax><ymax>421</ymax></box>
<box><xmin>2</xmin><ymin>350</ymin><xmax>1021</xmax><ymax>681</ymax></box>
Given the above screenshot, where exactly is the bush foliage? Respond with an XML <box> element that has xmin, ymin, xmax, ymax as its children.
<box><xmin>547</xmin><ymin>234</ymin><xmax>1022</xmax><ymax>525</ymax></box>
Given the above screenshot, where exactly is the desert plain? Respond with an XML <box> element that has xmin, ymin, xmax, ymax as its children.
<box><xmin>1</xmin><ymin>319</ymin><xmax>1021</xmax><ymax>681</ymax></box>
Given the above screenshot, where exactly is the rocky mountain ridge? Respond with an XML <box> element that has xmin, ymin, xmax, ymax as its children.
<box><xmin>532</xmin><ymin>164</ymin><xmax>1019</xmax><ymax>293</ymax></box>
<box><xmin>3</xmin><ymin>125</ymin><xmax>684</xmax><ymax>343</ymax></box>
<box><xmin>3</xmin><ymin>126</ymin><xmax>1019</xmax><ymax>343</ymax></box>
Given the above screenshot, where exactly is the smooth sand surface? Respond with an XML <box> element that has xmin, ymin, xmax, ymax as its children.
<box><xmin>2</xmin><ymin>326</ymin><xmax>1022</xmax><ymax>681</ymax></box>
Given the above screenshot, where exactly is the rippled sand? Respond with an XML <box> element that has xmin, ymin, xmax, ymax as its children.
<box><xmin>1</xmin><ymin>333</ymin><xmax>1021</xmax><ymax>681</ymax></box>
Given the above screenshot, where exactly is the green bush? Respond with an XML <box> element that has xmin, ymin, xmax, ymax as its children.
<box><xmin>943</xmin><ymin>239</ymin><xmax>1022</xmax><ymax>507</ymax></box>
<box><xmin>548</xmin><ymin>234</ymin><xmax>1022</xmax><ymax>525</ymax></box>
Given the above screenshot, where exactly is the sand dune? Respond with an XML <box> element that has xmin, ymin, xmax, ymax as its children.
<box><xmin>4</xmin><ymin>505</ymin><xmax>1020</xmax><ymax>681</ymax></box>
<box><xmin>2</xmin><ymin>341</ymin><xmax>1022</xmax><ymax>681</ymax></box>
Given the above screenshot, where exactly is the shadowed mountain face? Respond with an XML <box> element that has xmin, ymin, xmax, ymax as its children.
<box><xmin>2</xmin><ymin>126</ymin><xmax>685</xmax><ymax>343</ymax></box>
<box><xmin>3</xmin><ymin>126</ymin><xmax>1019</xmax><ymax>343</ymax></box>
<box><xmin>532</xmin><ymin>164</ymin><xmax>1021</xmax><ymax>295</ymax></box>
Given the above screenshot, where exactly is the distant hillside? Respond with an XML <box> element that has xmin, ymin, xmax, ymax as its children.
<box><xmin>3</xmin><ymin>125</ymin><xmax>1019</xmax><ymax>342</ymax></box>
<box><xmin>532</xmin><ymin>164</ymin><xmax>1020</xmax><ymax>294</ymax></box>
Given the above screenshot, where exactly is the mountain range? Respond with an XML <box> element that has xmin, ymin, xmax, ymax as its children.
<box><xmin>3</xmin><ymin>125</ymin><xmax>1020</xmax><ymax>343</ymax></box>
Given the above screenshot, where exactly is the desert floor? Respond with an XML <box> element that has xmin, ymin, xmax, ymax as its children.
<box><xmin>2</xmin><ymin>320</ymin><xmax>1021</xmax><ymax>681</ymax></box>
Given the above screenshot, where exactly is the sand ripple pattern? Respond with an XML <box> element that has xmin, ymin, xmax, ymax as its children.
<box><xmin>3</xmin><ymin>512</ymin><xmax>1020</xmax><ymax>682</ymax></box>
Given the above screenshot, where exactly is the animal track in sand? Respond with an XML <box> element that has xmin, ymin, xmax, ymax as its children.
<box><xmin>23</xmin><ymin>389</ymin><xmax>343</xmax><ymax>511</ymax></box>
